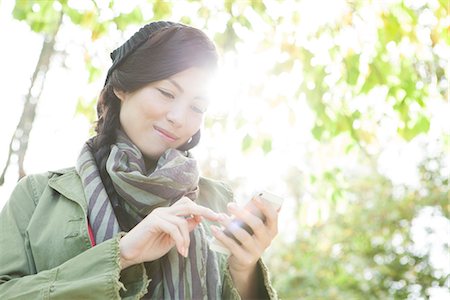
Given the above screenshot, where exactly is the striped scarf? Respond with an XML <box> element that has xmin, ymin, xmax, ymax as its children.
<box><xmin>76</xmin><ymin>131</ymin><xmax>222</xmax><ymax>299</ymax></box>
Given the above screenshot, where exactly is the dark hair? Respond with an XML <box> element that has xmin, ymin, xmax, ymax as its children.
<box><xmin>89</xmin><ymin>24</ymin><xmax>218</xmax><ymax>230</ymax></box>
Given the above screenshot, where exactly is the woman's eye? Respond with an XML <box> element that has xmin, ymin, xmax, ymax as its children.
<box><xmin>191</xmin><ymin>105</ymin><xmax>206</xmax><ymax>114</ymax></box>
<box><xmin>157</xmin><ymin>88</ymin><xmax>174</xmax><ymax>99</ymax></box>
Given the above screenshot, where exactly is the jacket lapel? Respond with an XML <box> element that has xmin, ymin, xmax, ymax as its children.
<box><xmin>48</xmin><ymin>168</ymin><xmax>88</xmax><ymax>213</ymax></box>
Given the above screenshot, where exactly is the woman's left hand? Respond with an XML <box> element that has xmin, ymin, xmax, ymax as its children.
<box><xmin>211</xmin><ymin>194</ymin><xmax>279</xmax><ymax>274</ymax></box>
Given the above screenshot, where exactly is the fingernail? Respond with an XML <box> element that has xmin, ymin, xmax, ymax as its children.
<box><xmin>184</xmin><ymin>248</ymin><xmax>189</xmax><ymax>257</ymax></box>
<box><xmin>218</xmin><ymin>213</ymin><xmax>227</xmax><ymax>222</ymax></box>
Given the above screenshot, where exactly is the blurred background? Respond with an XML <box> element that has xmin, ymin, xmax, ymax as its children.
<box><xmin>0</xmin><ymin>0</ymin><xmax>448</xmax><ymax>299</ymax></box>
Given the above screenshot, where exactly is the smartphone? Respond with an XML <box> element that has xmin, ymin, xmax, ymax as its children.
<box><xmin>209</xmin><ymin>190</ymin><xmax>283</xmax><ymax>255</ymax></box>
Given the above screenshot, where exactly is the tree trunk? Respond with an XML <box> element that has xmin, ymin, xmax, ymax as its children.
<box><xmin>0</xmin><ymin>15</ymin><xmax>62</xmax><ymax>185</ymax></box>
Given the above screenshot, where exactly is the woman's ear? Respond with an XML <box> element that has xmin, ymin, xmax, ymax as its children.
<box><xmin>113</xmin><ymin>88</ymin><xmax>126</xmax><ymax>101</ymax></box>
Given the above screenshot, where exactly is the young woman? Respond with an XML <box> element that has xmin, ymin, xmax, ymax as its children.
<box><xmin>0</xmin><ymin>21</ymin><xmax>279</xmax><ymax>299</ymax></box>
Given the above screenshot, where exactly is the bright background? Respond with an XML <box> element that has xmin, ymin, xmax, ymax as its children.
<box><xmin>0</xmin><ymin>0</ymin><xmax>449</xmax><ymax>299</ymax></box>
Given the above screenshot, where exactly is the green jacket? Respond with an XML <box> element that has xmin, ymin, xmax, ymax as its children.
<box><xmin>0</xmin><ymin>167</ymin><xmax>277</xmax><ymax>299</ymax></box>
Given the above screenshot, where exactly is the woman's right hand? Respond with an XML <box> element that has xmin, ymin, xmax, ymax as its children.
<box><xmin>118</xmin><ymin>196</ymin><xmax>220</xmax><ymax>270</ymax></box>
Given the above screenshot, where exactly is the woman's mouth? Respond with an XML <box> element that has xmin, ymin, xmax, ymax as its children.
<box><xmin>154</xmin><ymin>126</ymin><xmax>179</xmax><ymax>142</ymax></box>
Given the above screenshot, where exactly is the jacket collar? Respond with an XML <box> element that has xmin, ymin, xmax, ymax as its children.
<box><xmin>48</xmin><ymin>167</ymin><xmax>87</xmax><ymax>212</ymax></box>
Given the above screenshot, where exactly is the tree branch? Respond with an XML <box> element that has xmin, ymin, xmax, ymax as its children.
<box><xmin>0</xmin><ymin>13</ymin><xmax>62</xmax><ymax>185</ymax></box>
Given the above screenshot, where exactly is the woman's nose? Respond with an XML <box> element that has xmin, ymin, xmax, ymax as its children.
<box><xmin>166</xmin><ymin>104</ymin><xmax>186</xmax><ymax>128</ymax></box>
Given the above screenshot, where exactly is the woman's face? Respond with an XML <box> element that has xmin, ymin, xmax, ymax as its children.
<box><xmin>116</xmin><ymin>67</ymin><xmax>211</xmax><ymax>163</ymax></box>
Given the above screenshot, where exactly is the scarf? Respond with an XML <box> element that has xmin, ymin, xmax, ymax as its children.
<box><xmin>76</xmin><ymin>131</ymin><xmax>222</xmax><ymax>299</ymax></box>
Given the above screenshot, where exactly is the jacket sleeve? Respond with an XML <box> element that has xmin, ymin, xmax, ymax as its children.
<box><xmin>0</xmin><ymin>175</ymin><xmax>149</xmax><ymax>299</ymax></box>
<box><xmin>221</xmin><ymin>258</ymin><xmax>279</xmax><ymax>300</ymax></box>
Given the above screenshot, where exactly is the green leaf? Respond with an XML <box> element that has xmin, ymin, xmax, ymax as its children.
<box><xmin>113</xmin><ymin>8</ymin><xmax>143</xmax><ymax>31</ymax></box>
<box><xmin>343</xmin><ymin>53</ymin><xmax>360</xmax><ymax>85</ymax></box>
<box><xmin>331</xmin><ymin>189</ymin><xmax>342</xmax><ymax>204</ymax></box>
<box><xmin>225</xmin><ymin>1</ymin><xmax>232</xmax><ymax>13</ymax></box>
<box><xmin>180</xmin><ymin>16</ymin><xmax>192</xmax><ymax>24</ymax></box>
<box><xmin>250</xmin><ymin>0</ymin><xmax>266</xmax><ymax>14</ymax></box>
<box><xmin>91</xmin><ymin>22</ymin><xmax>107</xmax><ymax>40</ymax></box>
<box><xmin>216</xmin><ymin>20</ymin><xmax>239</xmax><ymax>51</ymax></box>
<box><xmin>64</xmin><ymin>7</ymin><xmax>83</xmax><ymax>24</ymax></box>
<box><xmin>380</xmin><ymin>12</ymin><xmax>402</xmax><ymax>43</ymax></box>
<box><xmin>334</xmin><ymin>114</ymin><xmax>350</xmax><ymax>136</ymax></box>
<box><xmin>261</xmin><ymin>138</ymin><xmax>272</xmax><ymax>154</ymax></box>
<box><xmin>236</xmin><ymin>15</ymin><xmax>252</xmax><ymax>30</ymax></box>
<box><xmin>414</xmin><ymin>115</ymin><xmax>430</xmax><ymax>133</ymax></box>
<box><xmin>198</xmin><ymin>6</ymin><xmax>210</xmax><ymax>20</ymax></box>
<box><xmin>153</xmin><ymin>0</ymin><xmax>172</xmax><ymax>19</ymax></box>
<box><xmin>12</xmin><ymin>0</ymin><xmax>30</xmax><ymax>21</ymax></box>
<box><xmin>31</xmin><ymin>20</ymin><xmax>45</xmax><ymax>32</ymax></box>
<box><xmin>394</xmin><ymin>100</ymin><xmax>409</xmax><ymax>123</ymax></box>
<box><xmin>312</xmin><ymin>124</ymin><xmax>324</xmax><ymax>140</ymax></box>
<box><xmin>398</xmin><ymin>115</ymin><xmax>430</xmax><ymax>141</ymax></box>
<box><xmin>12</xmin><ymin>0</ymin><xmax>61</xmax><ymax>34</ymax></box>
<box><xmin>360</xmin><ymin>55</ymin><xmax>389</xmax><ymax>94</ymax></box>
<box><xmin>241</xmin><ymin>134</ymin><xmax>253</xmax><ymax>152</ymax></box>
<box><xmin>345</xmin><ymin>143</ymin><xmax>355</xmax><ymax>154</ymax></box>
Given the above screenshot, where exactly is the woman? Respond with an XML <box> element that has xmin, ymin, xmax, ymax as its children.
<box><xmin>0</xmin><ymin>21</ymin><xmax>279</xmax><ymax>299</ymax></box>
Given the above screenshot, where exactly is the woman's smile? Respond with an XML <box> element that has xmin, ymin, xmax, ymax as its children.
<box><xmin>153</xmin><ymin>125</ymin><xmax>179</xmax><ymax>142</ymax></box>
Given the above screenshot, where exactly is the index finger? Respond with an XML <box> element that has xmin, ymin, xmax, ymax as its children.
<box><xmin>170</xmin><ymin>199</ymin><xmax>219</xmax><ymax>221</ymax></box>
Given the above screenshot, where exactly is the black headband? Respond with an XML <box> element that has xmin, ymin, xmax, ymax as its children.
<box><xmin>104</xmin><ymin>21</ymin><xmax>180</xmax><ymax>86</ymax></box>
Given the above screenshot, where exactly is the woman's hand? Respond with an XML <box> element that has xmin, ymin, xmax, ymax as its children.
<box><xmin>119</xmin><ymin>196</ymin><xmax>219</xmax><ymax>270</ymax></box>
<box><xmin>210</xmin><ymin>195</ymin><xmax>280</xmax><ymax>298</ymax></box>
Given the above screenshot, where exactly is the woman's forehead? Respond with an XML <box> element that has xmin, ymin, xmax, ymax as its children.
<box><xmin>161</xmin><ymin>68</ymin><xmax>213</xmax><ymax>93</ymax></box>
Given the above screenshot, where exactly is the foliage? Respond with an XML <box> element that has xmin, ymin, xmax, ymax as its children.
<box><xmin>12</xmin><ymin>0</ymin><xmax>173</xmax><ymax>107</ymax></box>
<box><xmin>271</xmin><ymin>148</ymin><xmax>449</xmax><ymax>299</ymax></box>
